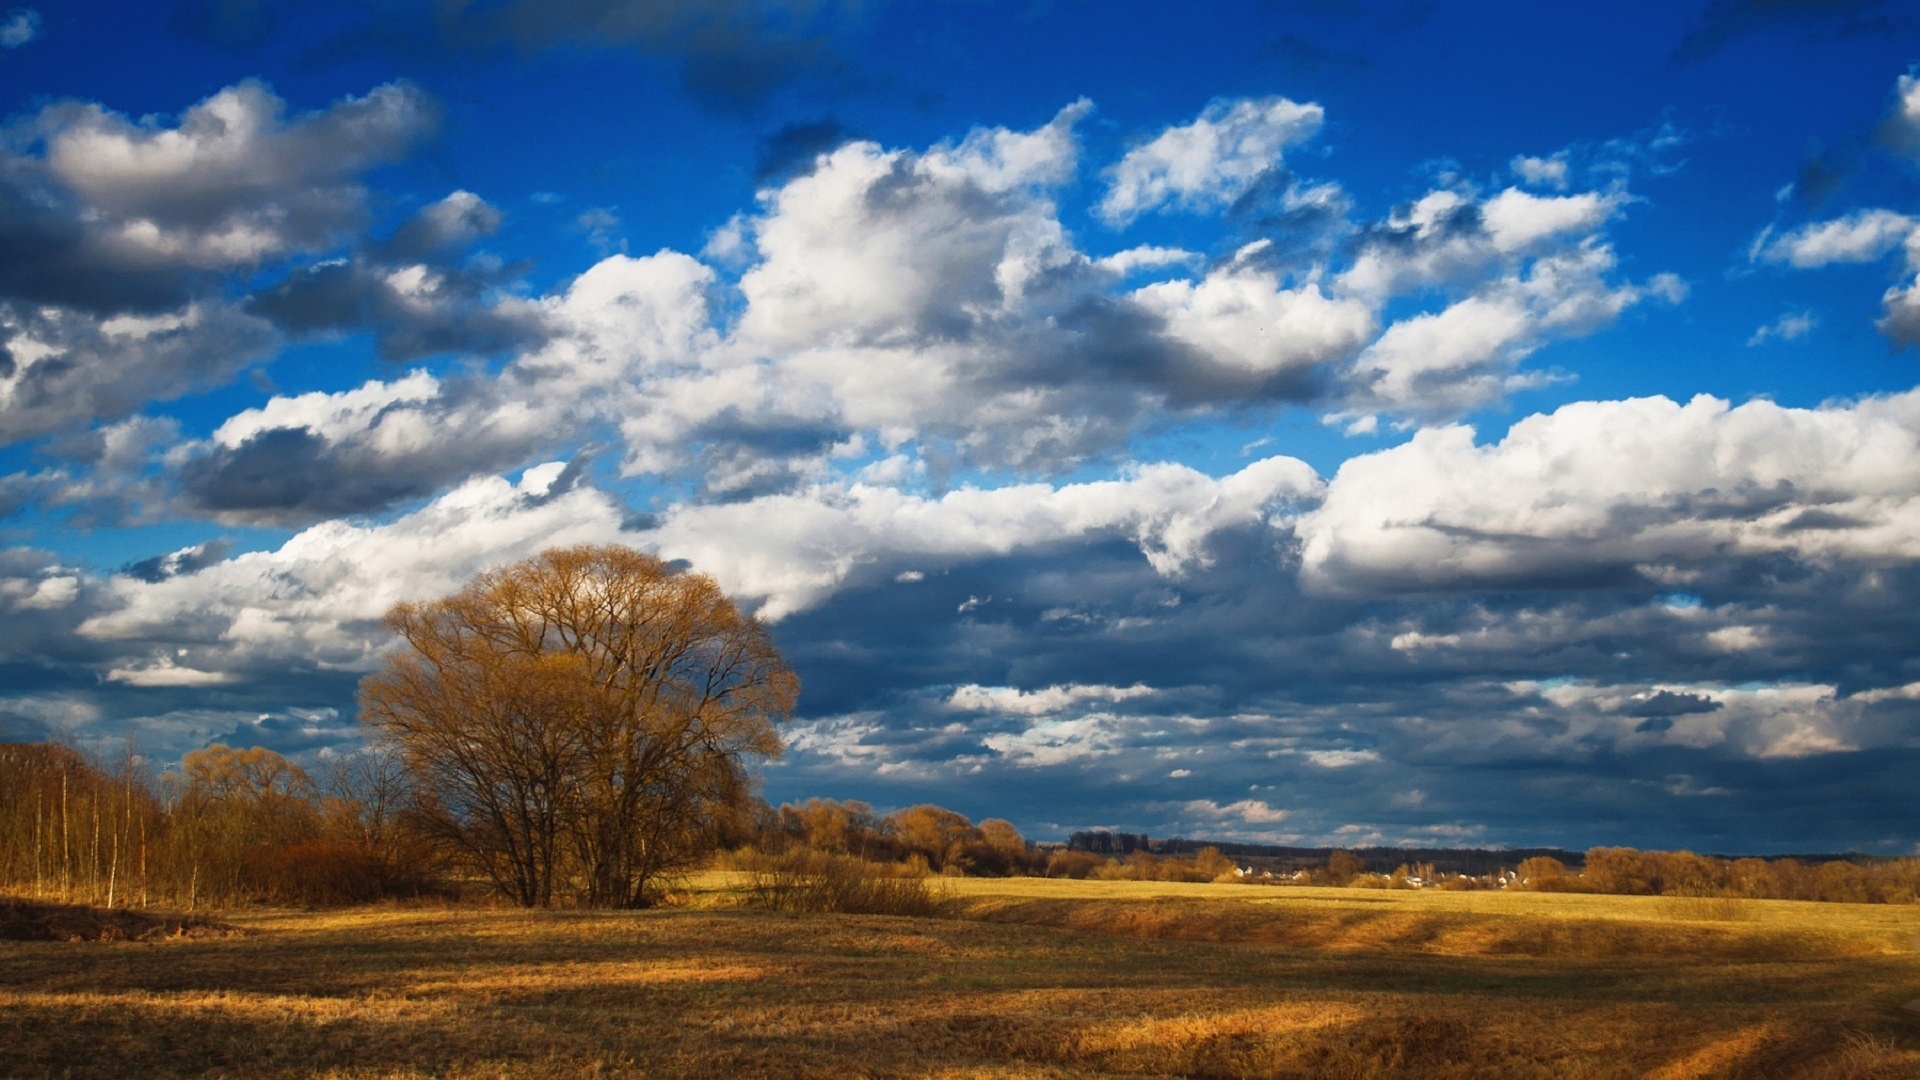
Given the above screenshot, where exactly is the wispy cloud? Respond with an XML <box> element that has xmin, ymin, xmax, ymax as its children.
<box><xmin>0</xmin><ymin>8</ymin><xmax>38</xmax><ymax>48</ymax></box>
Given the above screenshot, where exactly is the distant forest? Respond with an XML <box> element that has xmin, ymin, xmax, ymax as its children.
<box><xmin>1069</xmin><ymin>831</ymin><xmax>1582</xmax><ymax>876</ymax></box>
<box><xmin>1070</xmin><ymin>830</ymin><xmax>1904</xmax><ymax>878</ymax></box>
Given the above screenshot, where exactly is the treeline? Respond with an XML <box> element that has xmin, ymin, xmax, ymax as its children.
<box><xmin>756</xmin><ymin>799</ymin><xmax>1029</xmax><ymax>875</ymax></box>
<box><xmin>0</xmin><ymin>746</ymin><xmax>1245</xmax><ymax>909</ymax></box>
<box><xmin>1093</xmin><ymin>833</ymin><xmax>1920</xmax><ymax>903</ymax></box>
<box><xmin>1067</xmin><ymin>830</ymin><xmax>1155</xmax><ymax>856</ymax></box>
<box><xmin>1513</xmin><ymin>849</ymin><xmax>1920</xmax><ymax>905</ymax></box>
<box><xmin>754</xmin><ymin>800</ymin><xmax>1239</xmax><ymax>883</ymax></box>
<box><xmin>1225</xmin><ymin>846</ymin><xmax>1920</xmax><ymax>903</ymax></box>
<box><xmin>6</xmin><ymin>740</ymin><xmax>1917</xmax><ymax>909</ymax></box>
<box><xmin>0</xmin><ymin>742</ymin><xmax>434</xmax><ymax>909</ymax></box>
<box><xmin>1071</xmin><ymin>832</ymin><xmax>1587</xmax><ymax>877</ymax></box>
<box><xmin>1152</xmin><ymin>838</ymin><xmax>1583</xmax><ymax>878</ymax></box>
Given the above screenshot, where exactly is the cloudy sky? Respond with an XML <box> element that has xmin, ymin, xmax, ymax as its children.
<box><xmin>4</xmin><ymin>0</ymin><xmax>1920</xmax><ymax>853</ymax></box>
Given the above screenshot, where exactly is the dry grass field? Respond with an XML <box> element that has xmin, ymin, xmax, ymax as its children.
<box><xmin>5</xmin><ymin>876</ymin><xmax>1920</xmax><ymax>1079</ymax></box>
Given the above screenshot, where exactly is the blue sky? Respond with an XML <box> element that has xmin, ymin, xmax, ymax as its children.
<box><xmin>4</xmin><ymin>0</ymin><xmax>1920</xmax><ymax>852</ymax></box>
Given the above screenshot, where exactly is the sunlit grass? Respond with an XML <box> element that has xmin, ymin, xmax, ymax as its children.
<box><xmin>5</xmin><ymin>880</ymin><xmax>1920</xmax><ymax>1078</ymax></box>
<box><xmin>934</xmin><ymin>876</ymin><xmax>1920</xmax><ymax>955</ymax></box>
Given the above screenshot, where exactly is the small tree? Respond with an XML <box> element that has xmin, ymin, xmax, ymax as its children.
<box><xmin>1192</xmin><ymin>845</ymin><xmax>1235</xmax><ymax>880</ymax></box>
<box><xmin>886</xmin><ymin>805</ymin><xmax>977</xmax><ymax>873</ymax></box>
<box><xmin>359</xmin><ymin>545</ymin><xmax>797</xmax><ymax>908</ymax></box>
<box><xmin>321</xmin><ymin>744</ymin><xmax>413</xmax><ymax>869</ymax></box>
<box><xmin>1045</xmin><ymin>849</ymin><xmax>1105</xmax><ymax>879</ymax></box>
<box><xmin>973</xmin><ymin>819</ymin><xmax>1030</xmax><ymax>876</ymax></box>
<box><xmin>1325</xmin><ymin>849</ymin><xmax>1365</xmax><ymax>886</ymax></box>
<box><xmin>1515</xmin><ymin>855</ymin><xmax>1567</xmax><ymax>886</ymax></box>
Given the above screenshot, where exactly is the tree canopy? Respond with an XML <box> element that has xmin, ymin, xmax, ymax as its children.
<box><xmin>359</xmin><ymin>545</ymin><xmax>797</xmax><ymax>907</ymax></box>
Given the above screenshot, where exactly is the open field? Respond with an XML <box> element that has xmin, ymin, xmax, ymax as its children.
<box><xmin>5</xmin><ymin>878</ymin><xmax>1920</xmax><ymax>1079</ymax></box>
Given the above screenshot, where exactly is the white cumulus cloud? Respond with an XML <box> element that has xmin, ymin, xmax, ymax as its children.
<box><xmin>949</xmin><ymin>683</ymin><xmax>1157</xmax><ymax>715</ymax></box>
<box><xmin>1299</xmin><ymin>389</ymin><xmax>1920</xmax><ymax>593</ymax></box>
<box><xmin>1100</xmin><ymin>96</ymin><xmax>1323</xmax><ymax>225</ymax></box>
<box><xmin>645</xmin><ymin>455</ymin><xmax>1321</xmax><ymax>618</ymax></box>
<box><xmin>1752</xmin><ymin>209</ymin><xmax>1916</xmax><ymax>268</ymax></box>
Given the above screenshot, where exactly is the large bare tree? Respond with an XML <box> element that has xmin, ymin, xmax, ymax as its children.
<box><xmin>359</xmin><ymin>545</ymin><xmax>797</xmax><ymax>907</ymax></box>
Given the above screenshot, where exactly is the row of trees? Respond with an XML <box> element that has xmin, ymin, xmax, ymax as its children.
<box><xmin>755</xmin><ymin>798</ymin><xmax>1239</xmax><ymax>882</ymax></box>
<box><xmin>1067</xmin><ymin>831</ymin><xmax>1155</xmax><ymax>856</ymax></box>
<box><xmin>763</xmin><ymin>799</ymin><xmax>1029</xmax><ymax>875</ymax></box>
<box><xmin>6</xmin><ymin>742</ymin><xmax>1919</xmax><ymax>908</ymax></box>
<box><xmin>0</xmin><ymin>742</ymin><xmax>156</xmax><ymax>908</ymax></box>
<box><xmin>1237</xmin><ymin>847</ymin><xmax>1920</xmax><ymax>902</ymax></box>
<box><xmin>0</xmin><ymin>741</ymin><xmax>430</xmax><ymax>908</ymax></box>
<box><xmin>1515</xmin><ymin>848</ymin><xmax>1920</xmax><ymax>904</ymax></box>
<box><xmin>0</xmin><ymin>750</ymin><xmax>1246</xmax><ymax>907</ymax></box>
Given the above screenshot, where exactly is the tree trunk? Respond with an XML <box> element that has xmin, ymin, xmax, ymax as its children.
<box><xmin>32</xmin><ymin>784</ymin><xmax>42</xmax><ymax>898</ymax></box>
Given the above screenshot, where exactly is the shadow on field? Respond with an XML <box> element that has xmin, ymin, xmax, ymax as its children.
<box><xmin>3</xmin><ymin>905</ymin><xmax>1919</xmax><ymax>1079</ymax></box>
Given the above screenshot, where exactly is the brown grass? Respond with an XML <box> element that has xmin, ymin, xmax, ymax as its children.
<box><xmin>951</xmin><ymin>893</ymin><xmax>1854</xmax><ymax>960</ymax></box>
<box><xmin>2</xmin><ymin>882</ymin><xmax>1918</xmax><ymax>1078</ymax></box>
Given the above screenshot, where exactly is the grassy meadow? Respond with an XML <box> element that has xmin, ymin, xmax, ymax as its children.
<box><xmin>5</xmin><ymin>876</ymin><xmax>1920</xmax><ymax>1079</ymax></box>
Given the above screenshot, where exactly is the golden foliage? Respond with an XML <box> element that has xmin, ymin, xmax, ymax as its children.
<box><xmin>360</xmin><ymin>545</ymin><xmax>796</xmax><ymax>908</ymax></box>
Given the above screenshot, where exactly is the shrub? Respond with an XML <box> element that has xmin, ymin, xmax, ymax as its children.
<box><xmin>1515</xmin><ymin>855</ymin><xmax>1567</xmax><ymax>886</ymax></box>
<box><xmin>259</xmin><ymin>841</ymin><xmax>388</xmax><ymax>906</ymax></box>
<box><xmin>1190</xmin><ymin>846</ymin><xmax>1234</xmax><ymax>880</ymax></box>
<box><xmin>742</xmin><ymin>849</ymin><xmax>944</xmax><ymax>917</ymax></box>
<box><xmin>1045</xmin><ymin>849</ymin><xmax>1106</xmax><ymax>879</ymax></box>
<box><xmin>1325</xmin><ymin>850</ymin><xmax>1365</xmax><ymax>886</ymax></box>
<box><xmin>1526</xmin><ymin>875</ymin><xmax>1596</xmax><ymax>893</ymax></box>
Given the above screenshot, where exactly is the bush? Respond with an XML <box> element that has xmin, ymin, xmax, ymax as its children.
<box><xmin>255</xmin><ymin>840</ymin><xmax>448</xmax><ymax>907</ymax></box>
<box><xmin>1044</xmin><ymin>849</ymin><xmax>1106</xmax><ymax>879</ymax></box>
<box><xmin>1190</xmin><ymin>846</ymin><xmax>1235</xmax><ymax>880</ymax></box>
<box><xmin>742</xmin><ymin>849</ymin><xmax>945</xmax><ymax>917</ymax></box>
<box><xmin>259</xmin><ymin>841</ymin><xmax>388</xmax><ymax>906</ymax></box>
<box><xmin>1526</xmin><ymin>875</ymin><xmax>1596</xmax><ymax>893</ymax></box>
